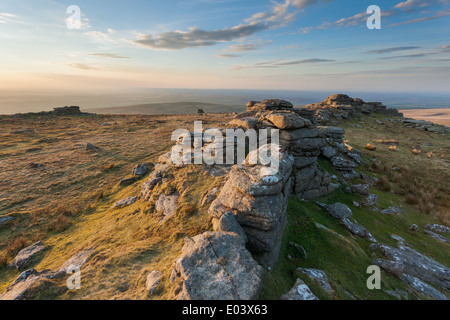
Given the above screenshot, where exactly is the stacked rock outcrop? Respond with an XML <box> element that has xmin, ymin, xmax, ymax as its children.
<box><xmin>209</xmin><ymin>146</ymin><xmax>294</xmax><ymax>268</ymax></box>
<box><xmin>305</xmin><ymin>94</ymin><xmax>403</xmax><ymax>125</ymax></box>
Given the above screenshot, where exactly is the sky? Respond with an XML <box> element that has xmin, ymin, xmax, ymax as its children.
<box><xmin>1</xmin><ymin>0</ymin><xmax>450</xmax><ymax>94</ymax></box>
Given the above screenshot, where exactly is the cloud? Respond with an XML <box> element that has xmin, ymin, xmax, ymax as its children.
<box><xmin>377</xmin><ymin>53</ymin><xmax>429</xmax><ymax>60</ymax></box>
<box><xmin>291</xmin><ymin>0</ymin><xmax>335</xmax><ymax>10</ymax></box>
<box><xmin>395</xmin><ymin>0</ymin><xmax>435</xmax><ymax>10</ymax></box>
<box><xmin>298</xmin><ymin>0</ymin><xmax>449</xmax><ymax>33</ymax></box>
<box><xmin>85</xmin><ymin>29</ymin><xmax>117</xmax><ymax>43</ymax></box>
<box><xmin>389</xmin><ymin>10</ymin><xmax>450</xmax><ymax>27</ymax></box>
<box><xmin>233</xmin><ymin>58</ymin><xmax>333</xmax><ymax>70</ymax></box>
<box><xmin>67</xmin><ymin>63</ymin><xmax>98</xmax><ymax>70</ymax></box>
<box><xmin>215</xmin><ymin>53</ymin><xmax>241</xmax><ymax>58</ymax></box>
<box><xmin>367</xmin><ymin>46</ymin><xmax>420</xmax><ymax>54</ymax></box>
<box><xmin>224</xmin><ymin>41</ymin><xmax>272</xmax><ymax>52</ymax></box>
<box><xmin>89</xmin><ymin>53</ymin><xmax>130</xmax><ymax>59</ymax></box>
<box><xmin>134</xmin><ymin>23</ymin><xmax>269</xmax><ymax>50</ymax></box>
<box><xmin>133</xmin><ymin>0</ymin><xmax>331</xmax><ymax>50</ymax></box>
<box><xmin>0</xmin><ymin>12</ymin><xmax>17</xmax><ymax>23</ymax></box>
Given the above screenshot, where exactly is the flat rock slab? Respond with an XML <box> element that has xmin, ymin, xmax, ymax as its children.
<box><xmin>282</xmin><ymin>279</ymin><xmax>318</xmax><ymax>300</ymax></box>
<box><xmin>425</xmin><ymin>224</ymin><xmax>449</xmax><ymax>234</ymax></box>
<box><xmin>9</xmin><ymin>242</ymin><xmax>45</xmax><ymax>270</ymax></box>
<box><xmin>381</xmin><ymin>206</ymin><xmax>406</xmax><ymax>215</ymax></box>
<box><xmin>298</xmin><ymin>268</ymin><xmax>334</xmax><ymax>294</ymax></box>
<box><xmin>374</xmin><ymin>244</ymin><xmax>450</xmax><ymax>291</ymax></box>
<box><xmin>401</xmin><ymin>274</ymin><xmax>448</xmax><ymax>300</ymax></box>
<box><xmin>173</xmin><ymin>232</ymin><xmax>263</xmax><ymax>300</ymax></box>
<box><xmin>424</xmin><ymin>230</ymin><xmax>449</xmax><ymax>244</ymax></box>
<box><xmin>0</xmin><ymin>216</ymin><xmax>15</xmax><ymax>225</ymax></box>
<box><xmin>146</xmin><ymin>270</ymin><xmax>163</xmax><ymax>294</ymax></box>
<box><xmin>112</xmin><ymin>196</ymin><xmax>138</xmax><ymax>209</ymax></box>
<box><xmin>58</xmin><ymin>249</ymin><xmax>95</xmax><ymax>275</ymax></box>
<box><xmin>0</xmin><ymin>275</ymin><xmax>41</xmax><ymax>300</ymax></box>
<box><xmin>327</xmin><ymin>203</ymin><xmax>352</xmax><ymax>220</ymax></box>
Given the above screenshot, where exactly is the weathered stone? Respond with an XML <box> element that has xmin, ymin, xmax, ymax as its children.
<box><xmin>247</xmin><ymin>99</ymin><xmax>293</xmax><ymax>111</ymax></box>
<box><xmin>424</xmin><ymin>224</ymin><xmax>449</xmax><ymax>234</ymax></box>
<box><xmin>362</xmin><ymin>194</ymin><xmax>378</xmax><ymax>207</ymax></box>
<box><xmin>265</xmin><ymin>113</ymin><xmax>311</xmax><ymax>130</ymax></box>
<box><xmin>112</xmin><ymin>196</ymin><xmax>138</xmax><ymax>209</ymax></box>
<box><xmin>342</xmin><ymin>218</ymin><xmax>377</xmax><ymax>242</ymax></box>
<box><xmin>227</xmin><ymin>118</ymin><xmax>258</xmax><ymax>130</ymax></box>
<box><xmin>382</xmin><ymin>206</ymin><xmax>406</xmax><ymax>215</ymax></box>
<box><xmin>374</xmin><ymin>244</ymin><xmax>450</xmax><ymax>291</ymax></box>
<box><xmin>155</xmin><ymin>193</ymin><xmax>179</xmax><ymax>221</ymax></box>
<box><xmin>213</xmin><ymin>212</ymin><xmax>247</xmax><ymax>242</ymax></box>
<box><xmin>400</xmin><ymin>274</ymin><xmax>448</xmax><ymax>300</ymax></box>
<box><xmin>58</xmin><ymin>249</ymin><xmax>94</xmax><ymax>275</ymax></box>
<box><xmin>132</xmin><ymin>164</ymin><xmax>148</xmax><ymax>176</ymax></box>
<box><xmin>321</xmin><ymin>146</ymin><xmax>336</xmax><ymax>159</ymax></box>
<box><xmin>9</xmin><ymin>242</ymin><xmax>45</xmax><ymax>270</ymax></box>
<box><xmin>174</xmin><ymin>232</ymin><xmax>264</xmax><ymax>300</ymax></box>
<box><xmin>331</xmin><ymin>156</ymin><xmax>358</xmax><ymax>171</ymax></box>
<box><xmin>298</xmin><ymin>268</ymin><xmax>334</xmax><ymax>294</ymax></box>
<box><xmin>424</xmin><ymin>230</ymin><xmax>449</xmax><ymax>243</ymax></box>
<box><xmin>146</xmin><ymin>270</ymin><xmax>163</xmax><ymax>294</ymax></box>
<box><xmin>350</xmin><ymin>184</ymin><xmax>371</xmax><ymax>196</ymax></box>
<box><xmin>119</xmin><ymin>177</ymin><xmax>138</xmax><ymax>186</ymax></box>
<box><xmin>0</xmin><ymin>274</ymin><xmax>41</xmax><ymax>300</ymax></box>
<box><xmin>86</xmin><ymin>143</ymin><xmax>99</xmax><ymax>151</ymax></box>
<box><xmin>327</xmin><ymin>203</ymin><xmax>352</xmax><ymax>220</ymax></box>
<box><xmin>282</xmin><ymin>279</ymin><xmax>318</xmax><ymax>300</ymax></box>
<box><xmin>0</xmin><ymin>216</ymin><xmax>15</xmax><ymax>225</ymax></box>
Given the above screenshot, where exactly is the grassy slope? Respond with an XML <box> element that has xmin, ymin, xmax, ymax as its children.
<box><xmin>260</xmin><ymin>114</ymin><xmax>450</xmax><ymax>300</ymax></box>
<box><xmin>0</xmin><ymin>112</ymin><xmax>448</xmax><ymax>300</ymax></box>
<box><xmin>0</xmin><ymin>113</ymin><xmax>232</xmax><ymax>299</ymax></box>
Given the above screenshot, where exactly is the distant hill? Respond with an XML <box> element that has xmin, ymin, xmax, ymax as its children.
<box><xmin>87</xmin><ymin>102</ymin><xmax>243</xmax><ymax>115</ymax></box>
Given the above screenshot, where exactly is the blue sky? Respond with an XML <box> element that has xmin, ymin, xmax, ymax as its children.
<box><xmin>0</xmin><ymin>0</ymin><xmax>449</xmax><ymax>93</ymax></box>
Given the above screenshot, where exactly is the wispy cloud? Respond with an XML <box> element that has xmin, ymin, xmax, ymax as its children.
<box><xmin>85</xmin><ymin>29</ymin><xmax>117</xmax><ymax>43</ymax></box>
<box><xmin>389</xmin><ymin>10</ymin><xmax>450</xmax><ymax>27</ymax></box>
<box><xmin>0</xmin><ymin>12</ymin><xmax>17</xmax><ymax>24</ymax></box>
<box><xmin>395</xmin><ymin>0</ymin><xmax>438</xmax><ymax>10</ymax></box>
<box><xmin>67</xmin><ymin>63</ymin><xmax>98</xmax><ymax>70</ymax></box>
<box><xmin>132</xmin><ymin>0</ymin><xmax>331</xmax><ymax>50</ymax></box>
<box><xmin>224</xmin><ymin>41</ymin><xmax>272</xmax><ymax>52</ymax></box>
<box><xmin>233</xmin><ymin>57</ymin><xmax>333</xmax><ymax>70</ymax></box>
<box><xmin>377</xmin><ymin>53</ymin><xmax>429</xmax><ymax>60</ymax></box>
<box><xmin>367</xmin><ymin>46</ymin><xmax>420</xmax><ymax>54</ymax></box>
<box><xmin>215</xmin><ymin>53</ymin><xmax>241</xmax><ymax>58</ymax></box>
<box><xmin>298</xmin><ymin>0</ymin><xmax>450</xmax><ymax>33</ymax></box>
<box><xmin>89</xmin><ymin>53</ymin><xmax>130</xmax><ymax>59</ymax></box>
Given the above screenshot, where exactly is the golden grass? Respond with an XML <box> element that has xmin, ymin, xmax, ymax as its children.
<box><xmin>0</xmin><ymin>112</ymin><xmax>233</xmax><ymax>298</ymax></box>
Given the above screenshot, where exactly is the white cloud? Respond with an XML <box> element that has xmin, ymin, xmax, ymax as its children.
<box><xmin>67</xmin><ymin>63</ymin><xmax>98</xmax><ymax>70</ymax></box>
<box><xmin>133</xmin><ymin>0</ymin><xmax>331</xmax><ymax>50</ymax></box>
<box><xmin>0</xmin><ymin>12</ymin><xmax>17</xmax><ymax>24</ymax></box>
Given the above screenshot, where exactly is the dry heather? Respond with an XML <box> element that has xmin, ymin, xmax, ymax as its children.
<box><xmin>344</xmin><ymin>114</ymin><xmax>450</xmax><ymax>225</ymax></box>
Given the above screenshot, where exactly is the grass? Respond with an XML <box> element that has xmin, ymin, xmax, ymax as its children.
<box><xmin>0</xmin><ymin>111</ymin><xmax>448</xmax><ymax>300</ymax></box>
<box><xmin>260</xmin><ymin>113</ymin><xmax>449</xmax><ymax>300</ymax></box>
<box><xmin>0</xmin><ymin>112</ymin><xmax>233</xmax><ymax>298</ymax></box>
